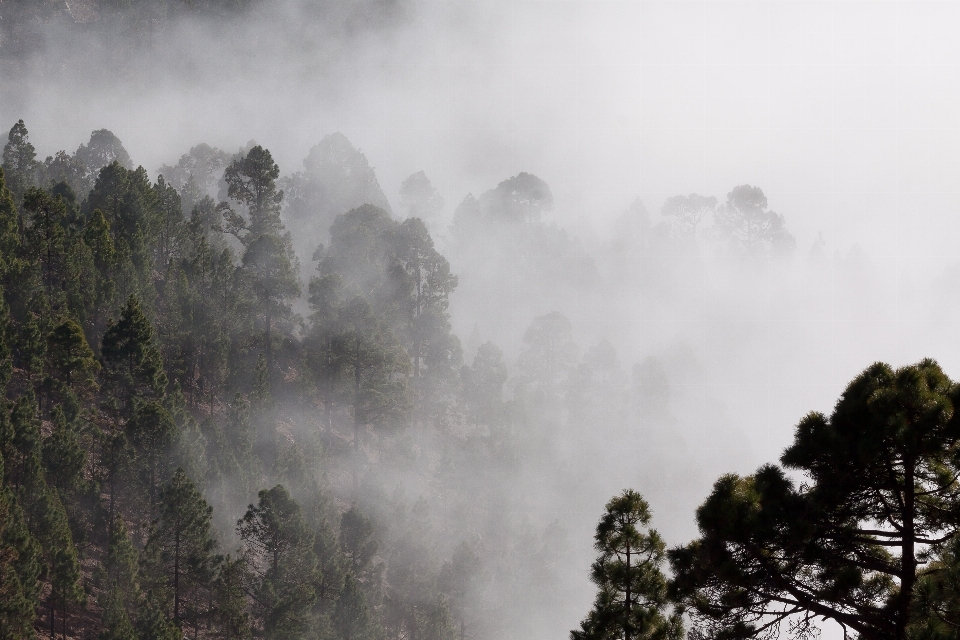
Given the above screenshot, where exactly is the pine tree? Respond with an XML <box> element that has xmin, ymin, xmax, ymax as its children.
<box><xmin>144</xmin><ymin>468</ymin><xmax>216</xmax><ymax>627</ymax></box>
<box><xmin>99</xmin><ymin>515</ymin><xmax>140</xmax><ymax>613</ymax></box>
<box><xmin>101</xmin><ymin>295</ymin><xmax>167</xmax><ymax>416</ymax></box>
<box><xmin>82</xmin><ymin>208</ymin><xmax>117</xmax><ymax>339</ymax></box>
<box><xmin>0</xmin><ymin>168</ymin><xmax>20</xmax><ymax>279</ymax></box>
<box><xmin>46</xmin><ymin>318</ymin><xmax>100</xmax><ymax>403</ymax></box>
<box><xmin>136</xmin><ymin>601</ymin><xmax>183</xmax><ymax>640</ymax></box>
<box><xmin>0</xmin><ymin>456</ymin><xmax>42</xmax><ymax>640</ymax></box>
<box><xmin>212</xmin><ymin>555</ymin><xmax>251</xmax><ymax>640</ymax></box>
<box><xmin>83</xmin><ymin>162</ymin><xmax>160</xmax><ymax>286</ymax></box>
<box><xmin>572</xmin><ymin>490</ymin><xmax>682</xmax><ymax>640</ymax></box>
<box><xmin>1</xmin><ymin>120</ymin><xmax>40</xmax><ymax>210</ymax></box>
<box><xmin>394</xmin><ymin>216</ymin><xmax>459</xmax><ymax>382</ymax></box>
<box><xmin>98</xmin><ymin>587</ymin><xmax>137</xmax><ymax>640</ymax></box>
<box><xmin>126</xmin><ymin>401</ymin><xmax>179</xmax><ymax>510</ymax></box>
<box><xmin>333</xmin><ymin>573</ymin><xmax>372</xmax><ymax>640</ymax></box>
<box><xmin>340</xmin><ymin>504</ymin><xmax>377</xmax><ymax>578</ymax></box>
<box><xmin>221</xmin><ymin>146</ymin><xmax>284</xmax><ymax>241</ymax></box>
<box><xmin>35</xmin><ymin>487</ymin><xmax>83</xmax><ymax>639</ymax></box>
<box><xmin>0</xmin><ymin>297</ymin><xmax>12</xmax><ymax>394</ymax></box>
<box><xmin>42</xmin><ymin>406</ymin><xmax>88</xmax><ymax>517</ymax></box>
<box><xmin>23</xmin><ymin>187</ymin><xmax>68</xmax><ymax>303</ymax></box>
<box><xmin>241</xmin><ymin>233</ymin><xmax>300</xmax><ymax>381</ymax></box>
<box><xmin>237</xmin><ymin>485</ymin><xmax>319</xmax><ymax>640</ymax></box>
<box><xmin>153</xmin><ymin>175</ymin><xmax>185</xmax><ymax>269</ymax></box>
<box><xmin>222</xmin><ymin>146</ymin><xmax>299</xmax><ymax>381</ymax></box>
<box><xmin>42</xmin><ymin>151</ymin><xmax>89</xmax><ymax>198</ymax></box>
<box><xmin>5</xmin><ymin>393</ymin><xmax>42</xmax><ymax>492</ymax></box>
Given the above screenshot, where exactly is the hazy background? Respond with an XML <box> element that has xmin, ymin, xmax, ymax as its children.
<box><xmin>4</xmin><ymin>1</ymin><xmax>960</xmax><ymax>637</ymax></box>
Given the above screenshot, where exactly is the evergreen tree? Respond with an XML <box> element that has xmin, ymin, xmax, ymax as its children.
<box><xmin>669</xmin><ymin>359</ymin><xmax>960</xmax><ymax>640</ymax></box>
<box><xmin>0</xmin><ymin>168</ymin><xmax>20</xmax><ymax>279</ymax></box>
<box><xmin>136</xmin><ymin>601</ymin><xmax>182</xmax><ymax>640</ymax></box>
<box><xmin>144</xmin><ymin>468</ymin><xmax>216</xmax><ymax>626</ymax></box>
<box><xmin>1</xmin><ymin>119</ymin><xmax>39</xmax><ymax>209</ymax></box>
<box><xmin>333</xmin><ymin>574</ymin><xmax>373</xmax><ymax>640</ymax></box>
<box><xmin>237</xmin><ymin>485</ymin><xmax>319</xmax><ymax>640</ymax></box>
<box><xmin>0</xmin><ymin>297</ymin><xmax>12</xmax><ymax>394</ymax></box>
<box><xmin>572</xmin><ymin>490</ymin><xmax>682</xmax><ymax>640</ymax></box>
<box><xmin>101</xmin><ymin>295</ymin><xmax>167</xmax><ymax>416</ymax></box>
<box><xmin>399</xmin><ymin>171</ymin><xmax>444</xmax><ymax>225</ymax></box>
<box><xmin>23</xmin><ymin>187</ymin><xmax>68</xmax><ymax>301</ymax></box>
<box><xmin>98</xmin><ymin>587</ymin><xmax>138</xmax><ymax>640</ymax></box>
<box><xmin>42</xmin><ymin>406</ymin><xmax>87</xmax><ymax>499</ymax></box>
<box><xmin>0</xmin><ymin>456</ymin><xmax>42</xmax><ymax>640</ymax></box>
<box><xmin>82</xmin><ymin>208</ymin><xmax>118</xmax><ymax>339</ymax></box>
<box><xmin>340</xmin><ymin>504</ymin><xmax>378</xmax><ymax>578</ymax></box>
<box><xmin>99</xmin><ymin>515</ymin><xmax>140</xmax><ymax>613</ymax></box>
<box><xmin>461</xmin><ymin>342</ymin><xmax>507</xmax><ymax>432</ymax></box>
<box><xmin>394</xmin><ymin>216</ymin><xmax>460</xmax><ymax>385</ymax></box>
<box><xmin>83</xmin><ymin>162</ymin><xmax>159</xmax><ymax>286</ymax></box>
<box><xmin>713</xmin><ymin>185</ymin><xmax>795</xmax><ymax>259</ymax></box>
<box><xmin>42</xmin><ymin>151</ymin><xmax>89</xmax><ymax>198</ymax></box>
<box><xmin>222</xmin><ymin>145</ymin><xmax>300</xmax><ymax>380</ymax></box>
<box><xmin>241</xmin><ymin>233</ymin><xmax>300</xmax><ymax>381</ymax></box>
<box><xmin>153</xmin><ymin>175</ymin><xmax>185</xmax><ymax>268</ymax></box>
<box><xmin>5</xmin><ymin>393</ymin><xmax>42</xmax><ymax>492</ymax></box>
<box><xmin>126</xmin><ymin>401</ymin><xmax>179</xmax><ymax>509</ymax></box>
<box><xmin>46</xmin><ymin>318</ymin><xmax>100</xmax><ymax>403</ymax></box>
<box><xmin>36</xmin><ymin>487</ymin><xmax>83</xmax><ymax>639</ymax></box>
<box><xmin>211</xmin><ymin>555</ymin><xmax>252</xmax><ymax>640</ymax></box>
<box><xmin>75</xmin><ymin>129</ymin><xmax>133</xmax><ymax>177</ymax></box>
<box><xmin>221</xmin><ymin>146</ymin><xmax>284</xmax><ymax>241</ymax></box>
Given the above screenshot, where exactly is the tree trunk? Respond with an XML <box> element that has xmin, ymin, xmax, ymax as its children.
<box><xmin>175</xmin><ymin>529</ymin><xmax>181</xmax><ymax>624</ymax></box>
<box><xmin>625</xmin><ymin>540</ymin><xmax>631</xmax><ymax>640</ymax></box>
<box><xmin>265</xmin><ymin>303</ymin><xmax>272</xmax><ymax>383</ymax></box>
<box><xmin>898</xmin><ymin>457</ymin><xmax>916</xmax><ymax>640</ymax></box>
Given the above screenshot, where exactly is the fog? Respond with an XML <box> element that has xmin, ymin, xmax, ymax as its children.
<box><xmin>4</xmin><ymin>1</ymin><xmax>960</xmax><ymax>638</ymax></box>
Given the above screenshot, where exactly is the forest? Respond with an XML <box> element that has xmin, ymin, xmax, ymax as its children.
<box><xmin>6</xmin><ymin>1</ymin><xmax>960</xmax><ymax>640</ymax></box>
<box><xmin>2</xmin><ymin>108</ymin><xmax>960</xmax><ymax>640</ymax></box>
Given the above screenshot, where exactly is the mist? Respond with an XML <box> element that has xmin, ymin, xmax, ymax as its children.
<box><xmin>3</xmin><ymin>2</ymin><xmax>960</xmax><ymax>640</ymax></box>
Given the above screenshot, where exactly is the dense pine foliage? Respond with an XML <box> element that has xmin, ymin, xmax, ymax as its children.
<box><xmin>0</xmin><ymin>120</ymin><xmax>479</xmax><ymax>640</ymax></box>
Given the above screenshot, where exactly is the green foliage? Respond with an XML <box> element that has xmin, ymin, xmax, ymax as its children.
<box><xmin>2</xmin><ymin>119</ymin><xmax>40</xmax><ymax>206</ymax></box>
<box><xmin>211</xmin><ymin>554</ymin><xmax>251</xmax><ymax>640</ymax></box>
<box><xmin>0</xmin><ymin>456</ymin><xmax>42</xmax><ymax>640</ymax></box>
<box><xmin>241</xmin><ymin>233</ymin><xmax>301</xmax><ymax>378</ymax></box>
<box><xmin>340</xmin><ymin>504</ymin><xmax>378</xmax><ymax>577</ymax></box>
<box><xmin>43</xmin><ymin>406</ymin><xmax>87</xmax><ymax>496</ymax></box>
<box><xmin>102</xmin><ymin>295</ymin><xmax>167</xmax><ymax>414</ymax></box>
<box><xmin>46</xmin><ymin>318</ymin><xmax>100</xmax><ymax>400</ymax></box>
<box><xmin>82</xmin><ymin>208</ymin><xmax>119</xmax><ymax>337</ymax></box>
<box><xmin>98</xmin><ymin>586</ymin><xmax>138</xmax><ymax>640</ymax></box>
<box><xmin>75</xmin><ymin>129</ymin><xmax>133</xmax><ymax>176</ymax></box>
<box><xmin>136</xmin><ymin>601</ymin><xmax>183</xmax><ymax>640</ymax></box>
<box><xmin>84</xmin><ymin>161</ymin><xmax>159</xmax><ymax>286</ymax></box>
<box><xmin>23</xmin><ymin>187</ymin><xmax>68</xmax><ymax>302</ymax></box>
<box><xmin>143</xmin><ymin>468</ymin><xmax>216</xmax><ymax>625</ymax></box>
<box><xmin>222</xmin><ymin>145</ymin><xmax>284</xmax><ymax>241</ymax></box>
<box><xmin>333</xmin><ymin>573</ymin><xmax>374</xmax><ymax>640</ymax></box>
<box><xmin>238</xmin><ymin>485</ymin><xmax>319</xmax><ymax>640</ymax></box>
<box><xmin>670</xmin><ymin>359</ymin><xmax>960</xmax><ymax>640</ymax></box>
<box><xmin>572</xmin><ymin>490</ymin><xmax>682</xmax><ymax>640</ymax></box>
<box><xmin>0</xmin><ymin>297</ymin><xmax>12</xmax><ymax>394</ymax></box>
